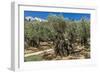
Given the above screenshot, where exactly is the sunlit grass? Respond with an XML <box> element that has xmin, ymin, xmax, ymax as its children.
<box><xmin>24</xmin><ymin>55</ymin><xmax>43</xmax><ymax>62</ymax></box>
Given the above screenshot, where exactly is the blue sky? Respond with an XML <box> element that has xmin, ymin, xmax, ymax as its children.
<box><xmin>24</xmin><ymin>11</ymin><xmax>90</xmax><ymax>21</ymax></box>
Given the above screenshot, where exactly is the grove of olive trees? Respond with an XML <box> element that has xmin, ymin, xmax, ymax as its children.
<box><xmin>24</xmin><ymin>14</ymin><xmax>90</xmax><ymax>61</ymax></box>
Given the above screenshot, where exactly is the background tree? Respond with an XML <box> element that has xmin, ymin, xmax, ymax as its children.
<box><xmin>79</xmin><ymin>18</ymin><xmax>90</xmax><ymax>47</ymax></box>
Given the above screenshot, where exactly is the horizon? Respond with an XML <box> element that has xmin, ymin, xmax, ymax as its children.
<box><xmin>24</xmin><ymin>11</ymin><xmax>90</xmax><ymax>21</ymax></box>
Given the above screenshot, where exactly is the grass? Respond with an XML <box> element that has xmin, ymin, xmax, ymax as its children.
<box><xmin>24</xmin><ymin>55</ymin><xmax>43</xmax><ymax>62</ymax></box>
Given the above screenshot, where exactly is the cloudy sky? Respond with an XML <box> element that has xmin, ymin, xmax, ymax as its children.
<box><xmin>24</xmin><ymin>11</ymin><xmax>90</xmax><ymax>21</ymax></box>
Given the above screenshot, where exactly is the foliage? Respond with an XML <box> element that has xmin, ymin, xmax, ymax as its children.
<box><xmin>24</xmin><ymin>14</ymin><xmax>90</xmax><ymax>57</ymax></box>
<box><xmin>48</xmin><ymin>14</ymin><xmax>66</xmax><ymax>33</ymax></box>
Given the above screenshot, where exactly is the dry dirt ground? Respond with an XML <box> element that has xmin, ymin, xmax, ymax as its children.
<box><xmin>24</xmin><ymin>42</ymin><xmax>90</xmax><ymax>61</ymax></box>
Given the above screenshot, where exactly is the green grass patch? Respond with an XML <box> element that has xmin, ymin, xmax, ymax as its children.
<box><xmin>24</xmin><ymin>55</ymin><xmax>43</xmax><ymax>62</ymax></box>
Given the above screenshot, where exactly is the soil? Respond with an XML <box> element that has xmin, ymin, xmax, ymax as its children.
<box><xmin>24</xmin><ymin>42</ymin><xmax>90</xmax><ymax>61</ymax></box>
